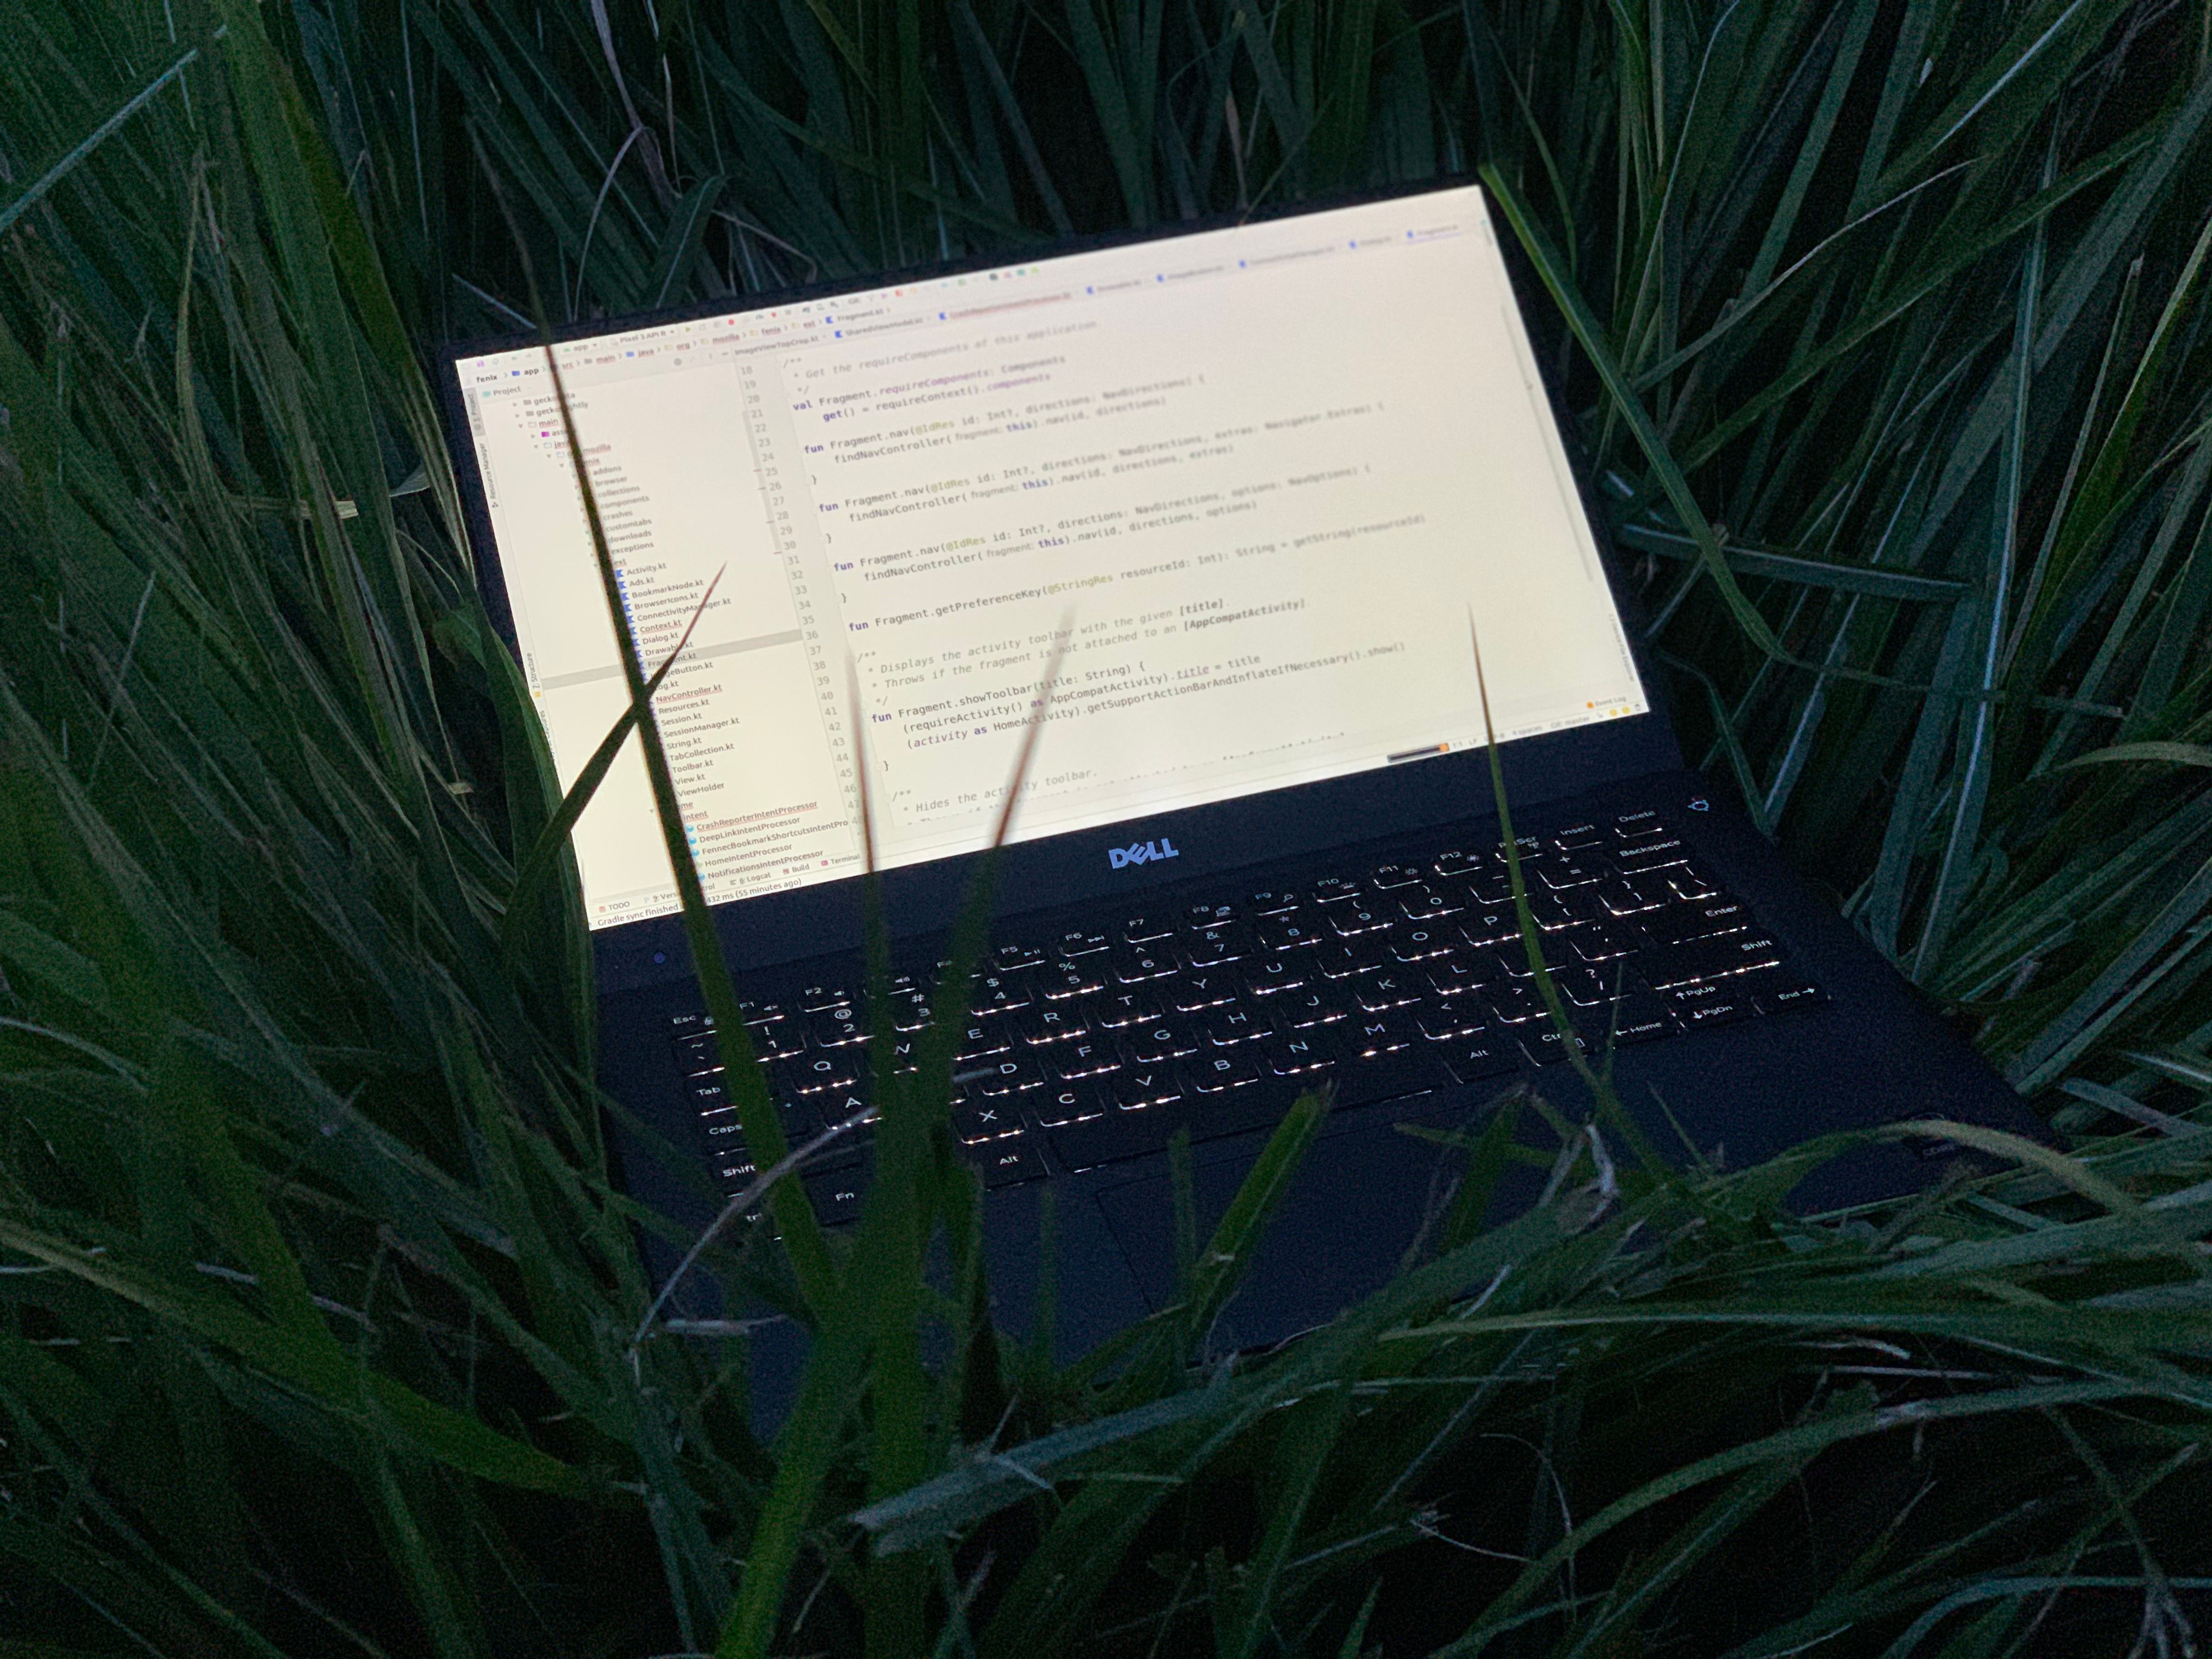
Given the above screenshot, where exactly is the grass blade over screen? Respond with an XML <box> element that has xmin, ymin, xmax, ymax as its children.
<box><xmin>501</xmin><ymin>563</ymin><xmax>725</xmax><ymax>956</ymax></box>
<box><xmin>471</xmin><ymin>132</ymin><xmax>838</xmax><ymax>1308</ymax></box>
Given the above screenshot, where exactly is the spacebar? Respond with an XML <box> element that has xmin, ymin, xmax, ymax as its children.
<box><xmin>1048</xmin><ymin>1103</ymin><xmax>1186</xmax><ymax>1171</ymax></box>
<box><xmin>1048</xmin><ymin>1049</ymin><xmax>1452</xmax><ymax>1173</ymax></box>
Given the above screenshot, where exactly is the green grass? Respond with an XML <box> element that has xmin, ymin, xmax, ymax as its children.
<box><xmin>2</xmin><ymin>0</ymin><xmax>2211</xmax><ymax>1653</ymax></box>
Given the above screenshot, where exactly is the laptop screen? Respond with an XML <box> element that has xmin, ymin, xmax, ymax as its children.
<box><xmin>452</xmin><ymin>184</ymin><xmax>1648</xmax><ymax>930</ymax></box>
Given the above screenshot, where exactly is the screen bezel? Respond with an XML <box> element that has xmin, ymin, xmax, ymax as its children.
<box><xmin>435</xmin><ymin>177</ymin><xmax>1685</xmax><ymax>990</ymax></box>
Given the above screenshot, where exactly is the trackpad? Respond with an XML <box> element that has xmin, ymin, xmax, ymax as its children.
<box><xmin>1093</xmin><ymin>1110</ymin><xmax>1474</xmax><ymax>1350</ymax></box>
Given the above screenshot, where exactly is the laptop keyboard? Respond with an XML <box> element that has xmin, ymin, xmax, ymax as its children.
<box><xmin>667</xmin><ymin>807</ymin><xmax>1826</xmax><ymax>1223</ymax></box>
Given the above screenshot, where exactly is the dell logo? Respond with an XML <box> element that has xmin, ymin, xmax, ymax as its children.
<box><xmin>1109</xmin><ymin>838</ymin><xmax>1179</xmax><ymax>870</ymax></box>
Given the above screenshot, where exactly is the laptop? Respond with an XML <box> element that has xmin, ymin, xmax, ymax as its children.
<box><xmin>441</xmin><ymin>179</ymin><xmax>2041</xmax><ymax>1377</ymax></box>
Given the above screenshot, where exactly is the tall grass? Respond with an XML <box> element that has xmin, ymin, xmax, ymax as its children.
<box><xmin>1</xmin><ymin>0</ymin><xmax>2210</xmax><ymax>1654</ymax></box>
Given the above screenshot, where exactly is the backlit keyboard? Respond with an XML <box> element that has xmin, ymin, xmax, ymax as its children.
<box><xmin>667</xmin><ymin>808</ymin><xmax>1825</xmax><ymax>1223</ymax></box>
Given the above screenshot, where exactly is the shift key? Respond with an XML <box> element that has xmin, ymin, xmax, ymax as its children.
<box><xmin>1643</xmin><ymin>932</ymin><xmax>1783</xmax><ymax>988</ymax></box>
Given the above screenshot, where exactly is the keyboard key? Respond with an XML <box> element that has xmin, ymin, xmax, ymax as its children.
<box><xmin>978</xmin><ymin>1141</ymin><xmax>1044</xmax><ymax>1186</ymax></box>
<box><xmin>1616</xmin><ymin>836</ymin><xmax>1691</xmax><ymax>873</ymax></box>
<box><xmin>975</xmin><ymin>1137</ymin><xmax>1046</xmax><ymax>1188</ymax></box>
<box><xmin>1538</xmin><ymin>855</ymin><xmax>1612</xmax><ymax>891</ymax></box>
<box><xmin>955</xmin><ymin>1021</ymin><xmax>1011</xmax><ymax>1060</ymax></box>
<box><xmin>797</xmin><ymin>984</ymin><xmax>851</xmax><ymax>1012</ymax></box>
<box><xmin>1051</xmin><ymin>1108</ymin><xmax>1178</xmax><ymax>1170</ymax></box>
<box><xmin>1256</xmin><ymin>914</ymin><xmax>1327</xmax><ymax>951</ymax></box>
<box><xmin>712</xmin><ymin>1148</ymin><xmax>761</xmax><ymax>1190</ymax></box>
<box><xmin>806</xmin><ymin>1006</ymin><xmax>867</xmax><ymax>1048</ymax></box>
<box><xmin>886</xmin><ymin>990</ymin><xmax>933</xmax><ymax>1032</ymax></box>
<box><xmin>1170</xmin><ymin>970</ymin><xmax>1239</xmax><ymax>1012</ymax></box>
<box><xmin>1041</xmin><ymin>960</ymin><xmax>1106</xmax><ymax>1000</ymax></box>
<box><xmin>1459</xmin><ymin>906</ymin><xmax>1522</xmax><ymax>948</ymax></box>
<box><xmin>1257</xmin><ymin>1032</ymin><xmax>1334</xmax><ymax>1076</ymax></box>
<box><xmin>803</xmin><ymin>1169</ymin><xmax>867</xmax><ymax>1226</ymax></box>
<box><xmin>1187</xmin><ymin>1051</ymin><xmax>1261</xmax><ymax>1093</ymax></box>
<box><xmin>1491</xmin><ymin>835</ymin><xmax>1548</xmax><ymax>868</ymax></box>
<box><xmin>1438</xmin><ymin>1036</ymin><xmax>1519</xmax><ymax>1083</ymax></box>
<box><xmin>1613</xmin><ymin>809</ymin><xmax>1666</xmax><ymax>840</ymax></box>
<box><xmin>1369</xmin><ymin>861</ymin><xmax>1424</xmax><ymax>890</ymax></box>
<box><xmin>1390</xmin><ymin>924</ymin><xmax>1457</xmax><ymax>963</ymax></box>
<box><xmin>1052</xmin><ymin>1038</ymin><xmax>1120</xmax><ymax>1079</ymax></box>
<box><xmin>1488</xmin><ymin>937</ymin><xmax>1568</xmax><ymax>979</ymax></box>
<box><xmin>1308</xmin><ymin>943</ymin><xmax>1371</xmax><ymax>979</ymax></box>
<box><xmin>1185</xmin><ymin>901</ymin><xmax>1238</xmax><ymax>929</ymax></box>
<box><xmin>819</xmin><ymin>1086</ymin><xmax>878</xmax><ymax>1141</ymax></box>
<box><xmin>1127</xmin><ymin>1022</ymin><xmax>1202</xmax><ymax>1063</ymax></box>
<box><xmin>1521</xmin><ymin>1026</ymin><xmax>1594</xmax><ymax>1067</ymax></box>
<box><xmin>993</xmin><ymin>943</ymin><xmax>1046</xmax><ymax>972</ymax></box>
<box><xmin>1644</xmin><ymin>899</ymin><xmax>1751</xmax><ymax>946</ymax></box>
<box><xmin>1247</xmin><ymin>887</ymin><xmax>1304</xmax><ymax>916</ymax></box>
<box><xmin>963</xmin><ymin>1053</ymin><xmax>1047</xmax><ymax>1096</ymax></box>
<box><xmin>1056</xmin><ymin>928</ymin><xmax>1110</xmax><ymax>957</ymax></box>
<box><xmin>1587</xmin><ymin>991</ymin><xmax>1676</xmax><ymax>1046</ymax></box>
<box><xmin>1184</xmin><ymin>924</ymin><xmax>1249</xmax><ymax>967</ymax></box>
<box><xmin>1202</xmin><ymin>1007</ymin><xmax>1265</xmax><ymax>1046</ymax></box>
<box><xmin>1417</xmin><ymin>1002</ymin><xmax>1485</xmax><ymax>1041</ymax></box>
<box><xmin>954</xmin><ymin>1103</ymin><xmax>1022</xmax><ymax>1143</ymax></box>
<box><xmin>1553</xmin><ymin>821</ymin><xmax>1604</xmax><ymax>850</ymax></box>
<box><xmin>674</xmin><ymin>1032</ymin><xmax>725</xmax><ymax>1075</ymax></box>
<box><xmin>1571</xmin><ymin>922</ymin><xmax>1639</xmax><ymax>963</ymax></box>
<box><xmin>750</xmin><ymin>1019</ymin><xmax>805</xmax><ymax>1060</ymax></box>
<box><xmin>1642</xmin><ymin>932</ymin><xmax>1783</xmax><ymax>989</ymax></box>
<box><xmin>1594</xmin><ymin>876</ymin><xmax>1671</xmax><ymax>917</ymax></box>
<box><xmin>971</xmin><ymin>974</ymin><xmax>1035</xmax><ymax>1017</ymax></box>
<box><xmin>1111</xmin><ymin>1066</ymin><xmax>1184</xmax><ymax>1110</ymax></box>
<box><xmin>1348</xmin><ymin>934</ymin><xmax>1400</xmax><ymax>974</ymax></box>
<box><xmin>1019</xmin><ymin>1003</ymin><xmax>1090</xmax><ymax>1045</ymax></box>
<box><xmin>786</xmin><ymin>1052</ymin><xmax>859</xmax><ymax>1094</ymax></box>
<box><xmin>1329</xmin><ymin>902</ymin><xmax>1394</xmax><ymax>939</ymax></box>
<box><xmin>1670</xmin><ymin>984</ymin><xmax>1755</xmax><ymax>1029</ymax></box>
<box><xmin>1311</xmin><ymin>874</ymin><xmax>1362</xmax><ymax>904</ymax></box>
<box><xmin>1334</xmin><ymin>1043</ymin><xmax>1454</xmax><ymax>1105</ymax></box>
<box><xmin>1484</xmin><ymin>983</ymin><xmax>1549</xmax><ymax>1024</ymax></box>
<box><xmin>1093</xmin><ymin>988</ymin><xmax>1164</xmax><ymax>1028</ymax></box>
<box><xmin>1277</xmin><ymin>988</ymin><xmax>1351</xmax><ymax>1029</ymax></box>
<box><xmin>1465</xmin><ymin>871</ymin><xmax>1517</xmax><ymax>908</ymax></box>
<box><xmin>1244</xmin><ymin>956</ymin><xmax>1309</xmax><ymax>997</ymax></box>
<box><xmin>1122</xmin><ymin>913</ymin><xmax>1178</xmax><ymax>944</ymax></box>
<box><xmin>697</xmin><ymin>1108</ymin><xmax>763</xmax><ymax>1159</ymax></box>
<box><xmin>1666</xmin><ymin>864</ymin><xmax>1723</xmax><ymax>901</ymax></box>
<box><xmin>1529</xmin><ymin>890</ymin><xmax>1588</xmax><ymax>932</ymax></box>
<box><xmin>1427</xmin><ymin>955</ymin><xmax>1495</xmax><ymax>998</ymax></box>
<box><xmin>1109</xmin><ymin>945</ymin><xmax>1178</xmax><ymax>983</ymax></box>
<box><xmin>1556</xmin><ymin>967</ymin><xmax>1617</xmax><ymax>1007</ymax></box>
<box><xmin>1398</xmin><ymin>885</ymin><xmax>1464</xmax><ymax>921</ymax></box>
<box><xmin>1755</xmin><ymin>978</ymin><xmax>1828</xmax><ymax>1014</ymax></box>
<box><xmin>1187</xmin><ymin>1080</ymin><xmax>1297</xmax><ymax>1139</ymax></box>
<box><xmin>1342</xmin><ymin>1011</ymin><xmax>1417</xmax><ymax>1057</ymax></box>
<box><xmin>1355</xmin><ymin>971</ymin><xmax>1423</xmax><ymax>1012</ymax></box>
<box><xmin>1029</xmin><ymin>1084</ymin><xmax>1108</xmax><ymax>1127</ymax></box>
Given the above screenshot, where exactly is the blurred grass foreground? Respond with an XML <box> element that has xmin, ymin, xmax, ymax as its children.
<box><xmin>4</xmin><ymin>0</ymin><xmax>2212</xmax><ymax>1654</ymax></box>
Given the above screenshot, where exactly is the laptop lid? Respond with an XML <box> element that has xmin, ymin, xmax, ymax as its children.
<box><xmin>439</xmin><ymin>180</ymin><xmax>1681</xmax><ymax>990</ymax></box>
